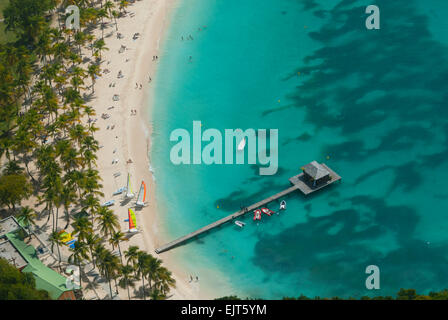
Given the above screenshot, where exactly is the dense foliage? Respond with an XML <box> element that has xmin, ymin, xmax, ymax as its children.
<box><xmin>216</xmin><ymin>289</ymin><xmax>448</xmax><ymax>300</ymax></box>
<box><xmin>0</xmin><ymin>258</ymin><xmax>51</xmax><ymax>300</ymax></box>
<box><xmin>0</xmin><ymin>0</ymin><xmax>175</xmax><ymax>300</ymax></box>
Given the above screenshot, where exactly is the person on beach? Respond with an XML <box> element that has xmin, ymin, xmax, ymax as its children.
<box><xmin>148</xmin><ymin>76</ymin><xmax>152</xmax><ymax>83</ymax></box>
<box><xmin>189</xmin><ymin>275</ymin><xmax>193</xmax><ymax>283</ymax></box>
<box><xmin>139</xmin><ymin>84</ymin><xmax>142</xmax><ymax>89</ymax></box>
<box><xmin>196</xmin><ymin>276</ymin><xmax>199</xmax><ymax>282</ymax></box>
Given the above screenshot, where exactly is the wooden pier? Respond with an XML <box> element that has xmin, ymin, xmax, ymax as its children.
<box><xmin>155</xmin><ymin>162</ymin><xmax>341</xmax><ymax>254</ymax></box>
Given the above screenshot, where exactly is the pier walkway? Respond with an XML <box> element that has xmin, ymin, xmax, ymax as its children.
<box><xmin>155</xmin><ymin>162</ymin><xmax>341</xmax><ymax>254</ymax></box>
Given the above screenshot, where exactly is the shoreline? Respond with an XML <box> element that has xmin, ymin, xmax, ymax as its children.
<box><xmin>92</xmin><ymin>0</ymin><xmax>214</xmax><ymax>299</ymax></box>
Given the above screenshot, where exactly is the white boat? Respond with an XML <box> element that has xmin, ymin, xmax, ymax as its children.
<box><xmin>280</xmin><ymin>200</ymin><xmax>286</xmax><ymax>211</ymax></box>
<box><xmin>113</xmin><ymin>186</ymin><xmax>126</xmax><ymax>196</ymax></box>
<box><xmin>101</xmin><ymin>200</ymin><xmax>115</xmax><ymax>207</ymax></box>
<box><xmin>125</xmin><ymin>173</ymin><xmax>135</xmax><ymax>199</ymax></box>
<box><xmin>235</xmin><ymin>221</ymin><xmax>246</xmax><ymax>228</ymax></box>
<box><xmin>237</xmin><ymin>137</ymin><xmax>246</xmax><ymax>151</ymax></box>
<box><xmin>135</xmin><ymin>181</ymin><xmax>147</xmax><ymax>207</ymax></box>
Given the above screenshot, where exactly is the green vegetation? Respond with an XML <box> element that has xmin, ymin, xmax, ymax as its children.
<box><xmin>0</xmin><ymin>257</ymin><xmax>51</xmax><ymax>300</ymax></box>
<box><xmin>0</xmin><ymin>0</ymin><xmax>174</xmax><ymax>300</ymax></box>
<box><xmin>0</xmin><ymin>0</ymin><xmax>16</xmax><ymax>43</ymax></box>
<box><xmin>217</xmin><ymin>289</ymin><xmax>448</xmax><ymax>300</ymax></box>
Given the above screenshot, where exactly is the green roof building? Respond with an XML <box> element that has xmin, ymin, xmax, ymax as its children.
<box><xmin>0</xmin><ymin>217</ymin><xmax>76</xmax><ymax>300</ymax></box>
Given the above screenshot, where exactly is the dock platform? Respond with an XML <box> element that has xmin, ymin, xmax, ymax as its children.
<box><xmin>289</xmin><ymin>163</ymin><xmax>341</xmax><ymax>195</ymax></box>
<box><xmin>155</xmin><ymin>162</ymin><xmax>340</xmax><ymax>254</ymax></box>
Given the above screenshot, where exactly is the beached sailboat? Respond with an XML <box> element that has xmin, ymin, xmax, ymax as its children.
<box><xmin>135</xmin><ymin>181</ymin><xmax>147</xmax><ymax>207</ymax></box>
<box><xmin>127</xmin><ymin>208</ymin><xmax>138</xmax><ymax>233</ymax></box>
<box><xmin>125</xmin><ymin>173</ymin><xmax>135</xmax><ymax>199</ymax></box>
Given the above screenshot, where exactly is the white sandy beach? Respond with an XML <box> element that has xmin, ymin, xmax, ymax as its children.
<box><xmin>90</xmin><ymin>0</ymin><xmax>210</xmax><ymax>299</ymax></box>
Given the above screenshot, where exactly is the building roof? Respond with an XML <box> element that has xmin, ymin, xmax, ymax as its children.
<box><xmin>0</xmin><ymin>239</ymin><xmax>28</xmax><ymax>269</ymax></box>
<box><xmin>0</xmin><ymin>216</ymin><xmax>22</xmax><ymax>238</ymax></box>
<box><xmin>303</xmin><ymin>161</ymin><xmax>330</xmax><ymax>180</ymax></box>
<box><xmin>6</xmin><ymin>232</ymin><xmax>70</xmax><ymax>300</ymax></box>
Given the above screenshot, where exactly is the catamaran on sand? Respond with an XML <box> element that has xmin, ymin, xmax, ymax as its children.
<box><xmin>125</xmin><ymin>173</ymin><xmax>135</xmax><ymax>199</ymax></box>
<box><xmin>127</xmin><ymin>208</ymin><xmax>139</xmax><ymax>233</ymax></box>
<box><xmin>135</xmin><ymin>181</ymin><xmax>147</xmax><ymax>207</ymax></box>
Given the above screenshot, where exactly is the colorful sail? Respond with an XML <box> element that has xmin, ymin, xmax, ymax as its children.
<box><xmin>128</xmin><ymin>208</ymin><xmax>137</xmax><ymax>231</ymax></box>
<box><xmin>136</xmin><ymin>181</ymin><xmax>146</xmax><ymax>206</ymax></box>
<box><xmin>126</xmin><ymin>173</ymin><xmax>134</xmax><ymax>198</ymax></box>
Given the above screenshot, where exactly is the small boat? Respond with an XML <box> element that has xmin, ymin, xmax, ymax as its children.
<box><xmin>127</xmin><ymin>208</ymin><xmax>138</xmax><ymax>233</ymax></box>
<box><xmin>261</xmin><ymin>207</ymin><xmax>274</xmax><ymax>216</ymax></box>
<box><xmin>135</xmin><ymin>181</ymin><xmax>147</xmax><ymax>207</ymax></box>
<box><xmin>113</xmin><ymin>186</ymin><xmax>126</xmax><ymax>196</ymax></box>
<box><xmin>235</xmin><ymin>221</ymin><xmax>246</xmax><ymax>228</ymax></box>
<box><xmin>280</xmin><ymin>200</ymin><xmax>286</xmax><ymax>211</ymax></box>
<box><xmin>237</xmin><ymin>137</ymin><xmax>246</xmax><ymax>151</ymax></box>
<box><xmin>101</xmin><ymin>200</ymin><xmax>115</xmax><ymax>207</ymax></box>
<box><xmin>125</xmin><ymin>173</ymin><xmax>135</xmax><ymax>199</ymax></box>
<box><xmin>253</xmin><ymin>209</ymin><xmax>261</xmax><ymax>221</ymax></box>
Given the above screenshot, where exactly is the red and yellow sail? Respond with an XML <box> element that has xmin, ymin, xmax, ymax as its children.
<box><xmin>128</xmin><ymin>208</ymin><xmax>137</xmax><ymax>230</ymax></box>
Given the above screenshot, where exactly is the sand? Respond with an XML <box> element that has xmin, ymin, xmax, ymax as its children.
<box><xmin>91</xmin><ymin>0</ymin><xmax>209</xmax><ymax>299</ymax></box>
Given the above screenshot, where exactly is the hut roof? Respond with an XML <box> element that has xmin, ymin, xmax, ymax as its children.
<box><xmin>303</xmin><ymin>161</ymin><xmax>330</xmax><ymax>180</ymax></box>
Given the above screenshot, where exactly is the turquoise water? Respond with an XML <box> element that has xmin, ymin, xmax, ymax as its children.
<box><xmin>151</xmin><ymin>0</ymin><xmax>448</xmax><ymax>299</ymax></box>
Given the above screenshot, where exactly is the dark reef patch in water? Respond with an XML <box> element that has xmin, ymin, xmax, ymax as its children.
<box><xmin>252</xmin><ymin>0</ymin><xmax>448</xmax><ymax>297</ymax></box>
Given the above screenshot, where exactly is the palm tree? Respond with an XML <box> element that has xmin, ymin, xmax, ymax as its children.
<box><xmin>111</xmin><ymin>10</ymin><xmax>119</xmax><ymax>31</ymax></box>
<box><xmin>155</xmin><ymin>266</ymin><xmax>176</xmax><ymax>297</ymax></box>
<box><xmin>16</xmin><ymin>206</ymin><xmax>37</xmax><ymax>237</ymax></box>
<box><xmin>60</xmin><ymin>184</ymin><xmax>76</xmax><ymax>229</ymax></box>
<box><xmin>95</xmin><ymin>206</ymin><xmax>119</xmax><ymax>239</ymax></box>
<box><xmin>87</xmin><ymin>63</ymin><xmax>101</xmax><ymax>93</ymax></box>
<box><xmin>82</xmin><ymin>193</ymin><xmax>100</xmax><ymax>224</ymax></box>
<box><xmin>109</xmin><ymin>230</ymin><xmax>127</xmax><ymax>263</ymax></box>
<box><xmin>71</xmin><ymin>215</ymin><xmax>93</xmax><ymax>242</ymax></box>
<box><xmin>118</xmin><ymin>264</ymin><xmax>136</xmax><ymax>300</ymax></box>
<box><xmin>124</xmin><ymin>245</ymin><xmax>139</xmax><ymax>269</ymax></box>
<box><xmin>68</xmin><ymin>241</ymin><xmax>90</xmax><ymax>290</ymax></box>
<box><xmin>145</xmin><ymin>254</ymin><xmax>161</xmax><ymax>292</ymax></box>
<box><xmin>136</xmin><ymin>250</ymin><xmax>150</xmax><ymax>300</ymax></box>
<box><xmin>84</xmin><ymin>233</ymin><xmax>101</xmax><ymax>269</ymax></box>
<box><xmin>3</xmin><ymin>160</ymin><xmax>24</xmax><ymax>175</ymax></box>
<box><xmin>48</xmin><ymin>230</ymin><xmax>64</xmax><ymax>272</ymax></box>
<box><xmin>93</xmin><ymin>38</ymin><xmax>108</xmax><ymax>60</ymax></box>
<box><xmin>149</xmin><ymin>287</ymin><xmax>166</xmax><ymax>300</ymax></box>
<box><xmin>97</xmin><ymin>249</ymin><xmax>120</xmax><ymax>298</ymax></box>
